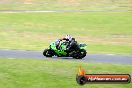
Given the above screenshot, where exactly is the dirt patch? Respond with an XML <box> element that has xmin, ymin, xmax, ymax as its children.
<box><xmin>0</xmin><ymin>0</ymin><xmax>12</xmax><ymax>4</ymax></box>
<box><xmin>58</xmin><ymin>0</ymin><xmax>80</xmax><ymax>6</ymax></box>
<box><xmin>75</xmin><ymin>36</ymin><xmax>132</xmax><ymax>45</ymax></box>
<box><xmin>1</xmin><ymin>30</ymin><xmax>132</xmax><ymax>45</ymax></box>
<box><xmin>24</xmin><ymin>0</ymin><xmax>33</xmax><ymax>4</ymax></box>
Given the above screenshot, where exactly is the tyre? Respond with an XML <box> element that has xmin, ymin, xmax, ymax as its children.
<box><xmin>79</xmin><ymin>49</ymin><xmax>87</xmax><ymax>58</ymax></box>
<box><xmin>69</xmin><ymin>51</ymin><xmax>81</xmax><ymax>59</ymax></box>
<box><xmin>43</xmin><ymin>49</ymin><xmax>54</xmax><ymax>57</ymax></box>
<box><xmin>73</xmin><ymin>49</ymin><xmax>87</xmax><ymax>59</ymax></box>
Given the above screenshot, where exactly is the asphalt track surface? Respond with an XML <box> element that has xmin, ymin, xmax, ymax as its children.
<box><xmin>0</xmin><ymin>10</ymin><xmax>132</xmax><ymax>13</ymax></box>
<box><xmin>0</xmin><ymin>49</ymin><xmax>132</xmax><ymax>65</ymax></box>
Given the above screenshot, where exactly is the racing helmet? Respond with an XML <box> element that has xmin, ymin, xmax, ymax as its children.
<box><xmin>65</xmin><ymin>35</ymin><xmax>72</xmax><ymax>41</ymax></box>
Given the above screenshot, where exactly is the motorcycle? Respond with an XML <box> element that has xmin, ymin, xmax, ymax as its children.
<box><xmin>43</xmin><ymin>40</ymin><xmax>87</xmax><ymax>59</ymax></box>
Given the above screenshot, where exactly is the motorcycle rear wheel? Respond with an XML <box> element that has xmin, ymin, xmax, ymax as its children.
<box><xmin>73</xmin><ymin>49</ymin><xmax>87</xmax><ymax>59</ymax></box>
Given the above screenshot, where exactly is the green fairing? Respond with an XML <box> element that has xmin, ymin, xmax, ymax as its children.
<box><xmin>50</xmin><ymin>42</ymin><xmax>67</xmax><ymax>56</ymax></box>
<box><xmin>80</xmin><ymin>44</ymin><xmax>87</xmax><ymax>49</ymax></box>
<box><xmin>50</xmin><ymin>42</ymin><xmax>57</xmax><ymax>50</ymax></box>
<box><xmin>80</xmin><ymin>47</ymin><xmax>84</xmax><ymax>49</ymax></box>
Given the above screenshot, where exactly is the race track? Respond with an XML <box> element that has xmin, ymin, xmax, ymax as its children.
<box><xmin>0</xmin><ymin>49</ymin><xmax>132</xmax><ymax>65</ymax></box>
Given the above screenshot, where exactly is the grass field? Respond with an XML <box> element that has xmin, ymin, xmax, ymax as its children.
<box><xmin>0</xmin><ymin>0</ymin><xmax>131</xmax><ymax>10</ymax></box>
<box><xmin>0</xmin><ymin>12</ymin><xmax>132</xmax><ymax>55</ymax></box>
<box><xmin>0</xmin><ymin>1</ymin><xmax>132</xmax><ymax>88</ymax></box>
<box><xmin>0</xmin><ymin>58</ymin><xmax>131</xmax><ymax>88</ymax></box>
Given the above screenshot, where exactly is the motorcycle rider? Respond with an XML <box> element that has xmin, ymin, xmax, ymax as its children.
<box><xmin>55</xmin><ymin>35</ymin><xmax>77</xmax><ymax>50</ymax></box>
<box><xmin>61</xmin><ymin>35</ymin><xmax>72</xmax><ymax>41</ymax></box>
<box><xmin>55</xmin><ymin>35</ymin><xmax>72</xmax><ymax>50</ymax></box>
<box><xmin>55</xmin><ymin>39</ymin><xmax>61</xmax><ymax>50</ymax></box>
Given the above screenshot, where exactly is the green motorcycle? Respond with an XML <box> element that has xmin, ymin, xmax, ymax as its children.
<box><xmin>43</xmin><ymin>40</ymin><xmax>87</xmax><ymax>59</ymax></box>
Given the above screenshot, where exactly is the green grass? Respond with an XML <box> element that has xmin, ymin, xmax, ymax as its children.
<box><xmin>0</xmin><ymin>0</ymin><xmax>131</xmax><ymax>10</ymax></box>
<box><xmin>0</xmin><ymin>58</ymin><xmax>131</xmax><ymax>88</ymax></box>
<box><xmin>0</xmin><ymin>12</ymin><xmax>132</xmax><ymax>55</ymax></box>
<box><xmin>88</xmin><ymin>44</ymin><xmax>132</xmax><ymax>54</ymax></box>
